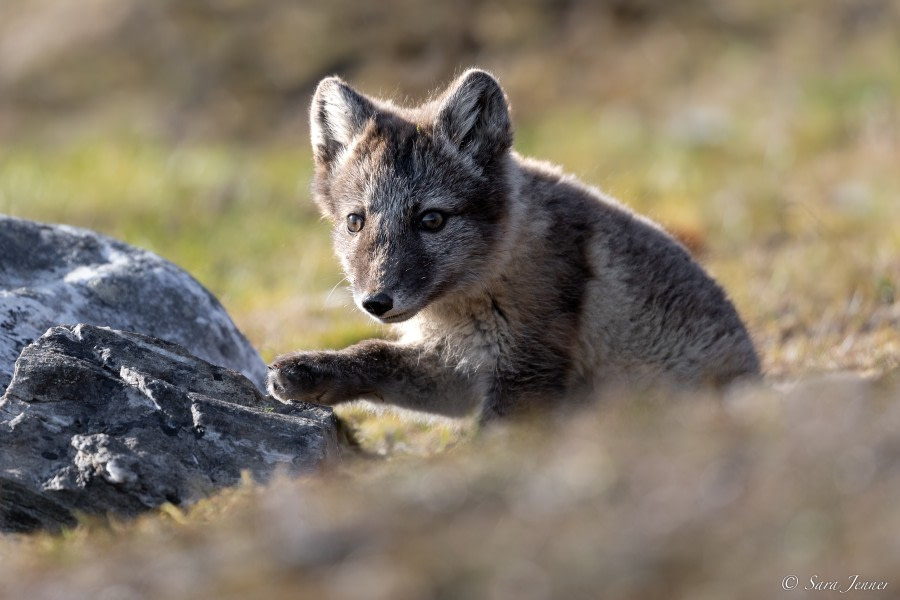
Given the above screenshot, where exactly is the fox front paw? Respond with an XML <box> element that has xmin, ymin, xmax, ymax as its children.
<box><xmin>267</xmin><ymin>352</ymin><xmax>341</xmax><ymax>404</ymax></box>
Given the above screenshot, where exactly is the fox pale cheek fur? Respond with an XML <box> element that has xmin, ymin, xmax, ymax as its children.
<box><xmin>267</xmin><ymin>69</ymin><xmax>761</xmax><ymax>422</ymax></box>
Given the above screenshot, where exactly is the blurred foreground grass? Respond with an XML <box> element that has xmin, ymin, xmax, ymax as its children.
<box><xmin>1</xmin><ymin>0</ymin><xmax>899</xmax><ymax>596</ymax></box>
<box><xmin>4</xmin><ymin>376</ymin><xmax>900</xmax><ymax>599</ymax></box>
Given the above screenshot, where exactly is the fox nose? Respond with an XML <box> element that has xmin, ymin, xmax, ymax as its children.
<box><xmin>362</xmin><ymin>293</ymin><xmax>394</xmax><ymax>317</ymax></box>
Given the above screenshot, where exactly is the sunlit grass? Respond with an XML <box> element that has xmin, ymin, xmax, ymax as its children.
<box><xmin>0</xmin><ymin>137</ymin><xmax>381</xmax><ymax>359</ymax></box>
<box><xmin>3</xmin><ymin>91</ymin><xmax>896</xmax><ymax>458</ymax></box>
<box><xmin>1</xmin><ymin>60</ymin><xmax>897</xmax><ymax>384</ymax></box>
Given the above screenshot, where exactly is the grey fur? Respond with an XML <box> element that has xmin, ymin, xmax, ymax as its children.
<box><xmin>268</xmin><ymin>69</ymin><xmax>760</xmax><ymax>422</ymax></box>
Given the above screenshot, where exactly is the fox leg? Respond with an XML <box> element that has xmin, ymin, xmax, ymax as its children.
<box><xmin>267</xmin><ymin>340</ymin><xmax>482</xmax><ymax>418</ymax></box>
<box><xmin>476</xmin><ymin>358</ymin><xmax>592</xmax><ymax>425</ymax></box>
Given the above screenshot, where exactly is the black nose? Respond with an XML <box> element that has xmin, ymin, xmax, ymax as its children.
<box><xmin>362</xmin><ymin>293</ymin><xmax>393</xmax><ymax>317</ymax></box>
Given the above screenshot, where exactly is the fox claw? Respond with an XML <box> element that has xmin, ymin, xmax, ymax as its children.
<box><xmin>266</xmin><ymin>353</ymin><xmax>335</xmax><ymax>404</ymax></box>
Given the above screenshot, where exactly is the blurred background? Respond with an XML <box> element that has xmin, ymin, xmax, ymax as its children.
<box><xmin>2</xmin><ymin>1</ymin><xmax>900</xmax><ymax>598</ymax></box>
<box><xmin>1</xmin><ymin>0</ymin><xmax>897</xmax><ymax>376</ymax></box>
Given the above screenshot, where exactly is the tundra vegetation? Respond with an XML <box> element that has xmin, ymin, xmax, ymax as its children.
<box><xmin>0</xmin><ymin>1</ymin><xmax>897</xmax><ymax>597</ymax></box>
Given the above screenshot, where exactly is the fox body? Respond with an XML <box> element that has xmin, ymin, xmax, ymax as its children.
<box><xmin>267</xmin><ymin>69</ymin><xmax>760</xmax><ymax>422</ymax></box>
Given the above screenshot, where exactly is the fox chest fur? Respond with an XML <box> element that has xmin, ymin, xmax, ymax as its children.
<box><xmin>267</xmin><ymin>69</ymin><xmax>760</xmax><ymax>422</ymax></box>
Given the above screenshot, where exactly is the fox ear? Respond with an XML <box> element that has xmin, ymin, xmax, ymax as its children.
<box><xmin>310</xmin><ymin>77</ymin><xmax>376</xmax><ymax>169</ymax></box>
<box><xmin>435</xmin><ymin>69</ymin><xmax>512</xmax><ymax>164</ymax></box>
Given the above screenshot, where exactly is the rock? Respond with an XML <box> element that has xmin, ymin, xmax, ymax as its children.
<box><xmin>0</xmin><ymin>215</ymin><xmax>267</xmax><ymax>391</ymax></box>
<box><xmin>0</xmin><ymin>324</ymin><xmax>339</xmax><ymax>533</ymax></box>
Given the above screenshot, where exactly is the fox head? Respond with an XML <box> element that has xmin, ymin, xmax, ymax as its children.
<box><xmin>309</xmin><ymin>69</ymin><xmax>515</xmax><ymax>323</ymax></box>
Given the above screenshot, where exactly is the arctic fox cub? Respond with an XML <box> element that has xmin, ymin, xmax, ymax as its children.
<box><xmin>267</xmin><ymin>69</ymin><xmax>760</xmax><ymax>422</ymax></box>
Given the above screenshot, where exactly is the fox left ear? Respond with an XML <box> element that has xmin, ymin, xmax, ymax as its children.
<box><xmin>435</xmin><ymin>69</ymin><xmax>512</xmax><ymax>165</ymax></box>
<box><xmin>310</xmin><ymin>76</ymin><xmax>377</xmax><ymax>170</ymax></box>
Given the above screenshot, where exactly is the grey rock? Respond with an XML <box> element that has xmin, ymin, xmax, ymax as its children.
<box><xmin>0</xmin><ymin>324</ymin><xmax>339</xmax><ymax>533</ymax></box>
<box><xmin>0</xmin><ymin>215</ymin><xmax>267</xmax><ymax>391</ymax></box>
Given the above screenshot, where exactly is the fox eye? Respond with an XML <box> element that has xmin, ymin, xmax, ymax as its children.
<box><xmin>418</xmin><ymin>211</ymin><xmax>445</xmax><ymax>232</ymax></box>
<box><xmin>347</xmin><ymin>213</ymin><xmax>365</xmax><ymax>233</ymax></box>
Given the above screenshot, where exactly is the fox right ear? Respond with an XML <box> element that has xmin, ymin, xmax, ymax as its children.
<box><xmin>310</xmin><ymin>77</ymin><xmax>376</xmax><ymax>169</ymax></box>
<box><xmin>435</xmin><ymin>69</ymin><xmax>512</xmax><ymax>166</ymax></box>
